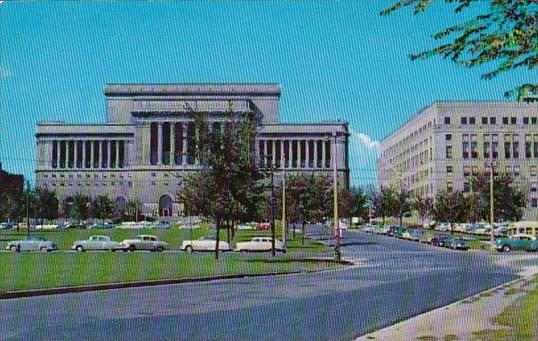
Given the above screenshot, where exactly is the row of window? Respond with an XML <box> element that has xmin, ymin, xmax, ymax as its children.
<box><xmin>46</xmin><ymin>181</ymin><xmax>133</xmax><ymax>188</ymax></box>
<box><xmin>445</xmin><ymin>116</ymin><xmax>536</xmax><ymax>126</ymax></box>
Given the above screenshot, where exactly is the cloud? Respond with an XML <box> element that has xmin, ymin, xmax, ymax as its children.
<box><xmin>350</xmin><ymin>129</ymin><xmax>380</xmax><ymax>152</ymax></box>
<box><xmin>0</xmin><ymin>65</ymin><xmax>11</xmax><ymax>78</ymax></box>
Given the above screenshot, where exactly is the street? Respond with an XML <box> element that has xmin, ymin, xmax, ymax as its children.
<box><xmin>0</xmin><ymin>229</ymin><xmax>526</xmax><ymax>341</ymax></box>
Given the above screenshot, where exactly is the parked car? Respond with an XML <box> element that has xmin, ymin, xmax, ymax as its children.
<box><xmin>6</xmin><ymin>236</ymin><xmax>58</xmax><ymax>252</ymax></box>
<box><xmin>257</xmin><ymin>222</ymin><xmax>271</xmax><ymax>230</ymax></box>
<box><xmin>181</xmin><ymin>236</ymin><xmax>232</xmax><ymax>252</ymax></box>
<box><xmin>235</xmin><ymin>237</ymin><xmax>286</xmax><ymax>253</ymax></box>
<box><xmin>180</xmin><ymin>222</ymin><xmax>200</xmax><ymax>229</ymax></box>
<box><xmin>495</xmin><ymin>234</ymin><xmax>536</xmax><ymax>252</ymax></box>
<box><xmin>436</xmin><ymin>222</ymin><xmax>451</xmax><ymax>232</ymax></box>
<box><xmin>71</xmin><ymin>235</ymin><xmax>124</xmax><ymax>252</ymax></box>
<box><xmin>117</xmin><ymin>221</ymin><xmax>151</xmax><ymax>229</ymax></box>
<box><xmin>402</xmin><ymin>229</ymin><xmax>422</xmax><ymax>242</ymax></box>
<box><xmin>447</xmin><ymin>237</ymin><xmax>469</xmax><ymax>250</ymax></box>
<box><xmin>89</xmin><ymin>222</ymin><xmax>114</xmax><ymax>229</ymax></box>
<box><xmin>362</xmin><ymin>223</ymin><xmax>375</xmax><ymax>233</ymax></box>
<box><xmin>387</xmin><ymin>226</ymin><xmax>406</xmax><ymax>238</ymax></box>
<box><xmin>151</xmin><ymin>221</ymin><xmax>171</xmax><ymax>229</ymax></box>
<box><xmin>237</xmin><ymin>223</ymin><xmax>253</xmax><ymax>230</ymax></box>
<box><xmin>0</xmin><ymin>221</ymin><xmax>18</xmax><ymax>230</ymax></box>
<box><xmin>120</xmin><ymin>235</ymin><xmax>168</xmax><ymax>252</ymax></box>
<box><xmin>430</xmin><ymin>234</ymin><xmax>451</xmax><ymax>247</ymax></box>
<box><xmin>374</xmin><ymin>225</ymin><xmax>390</xmax><ymax>234</ymax></box>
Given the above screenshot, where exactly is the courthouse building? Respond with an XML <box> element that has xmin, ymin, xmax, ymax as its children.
<box><xmin>378</xmin><ymin>101</ymin><xmax>538</xmax><ymax>219</ymax></box>
<box><xmin>35</xmin><ymin>84</ymin><xmax>349</xmax><ymax>217</ymax></box>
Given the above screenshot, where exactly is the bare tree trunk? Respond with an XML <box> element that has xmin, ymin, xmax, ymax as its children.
<box><xmin>301</xmin><ymin>221</ymin><xmax>305</xmax><ymax>245</ymax></box>
<box><xmin>293</xmin><ymin>221</ymin><xmax>296</xmax><ymax>239</ymax></box>
<box><xmin>231</xmin><ymin>220</ymin><xmax>235</xmax><ymax>240</ymax></box>
<box><xmin>215</xmin><ymin>218</ymin><xmax>220</xmax><ymax>260</ymax></box>
<box><xmin>226</xmin><ymin>221</ymin><xmax>231</xmax><ymax>244</ymax></box>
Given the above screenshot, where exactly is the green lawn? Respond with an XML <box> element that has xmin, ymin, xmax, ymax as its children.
<box><xmin>0</xmin><ymin>226</ymin><xmax>338</xmax><ymax>293</ymax></box>
<box><xmin>472</xmin><ymin>277</ymin><xmax>538</xmax><ymax>340</ymax></box>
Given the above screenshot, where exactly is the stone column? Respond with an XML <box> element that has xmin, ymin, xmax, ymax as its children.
<box><xmin>305</xmin><ymin>140</ymin><xmax>310</xmax><ymax>169</ymax></box>
<box><xmin>272</xmin><ymin>140</ymin><xmax>276</xmax><ymax>167</ymax></box>
<box><xmin>157</xmin><ymin>123</ymin><xmax>163</xmax><ymax>165</ymax></box>
<box><xmin>100</xmin><ymin>140</ymin><xmax>104</xmax><ymax>168</ymax></box>
<box><xmin>107</xmin><ymin>140</ymin><xmax>112</xmax><ymax>168</ymax></box>
<box><xmin>115</xmin><ymin>140</ymin><xmax>120</xmax><ymax>169</ymax></box>
<box><xmin>170</xmin><ymin>122</ymin><xmax>175</xmax><ymax>166</ymax></box>
<box><xmin>56</xmin><ymin>140</ymin><xmax>61</xmax><ymax>169</ymax></box>
<box><xmin>322</xmin><ymin>140</ymin><xmax>326</xmax><ymax>169</ymax></box>
<box><xmin>313</xmin><ymin>140</ymin><xmax>318</xmax><ymax>168</ymax></box>
<box><xmin>182</xmin><ymin>122</ymin><xmax>188</xmax><ymax>166</ymax></box>
<box><xmin>65</xmin><ymin>140</ymin><xmax>70</xmax><ymax>168</ymax></box>
<box><xmin>73</xmin><ymin>141</ymin><xmax>78</xmax><ymax>169</ymax></box>
<box><xmin>255</xmin><ymin>139</ymin><xmax>260</xmax><ymax>167</ymax></box>
<box><xmin>288</xmin><ymin>139</ymin><xmax>293</xmax><ymax>168</ymax></box>
<box><xmin>279</xmin><ymin>140</ymin><xmax>284</xmax><ymax>169</ymax></box>
<box><xmin>297</xmin><ymin>139</ymin><xmax>302</xmax><ymax>169</ymax></box>
<box><xmin>82</xmin><ymin>140</ymin><xmax>86</xmax><ymax>168</ymax></box>
<box><xmin>90</xmin><ymin>141</ymin><xmax>94</xmax><ymax>168</ymax></box>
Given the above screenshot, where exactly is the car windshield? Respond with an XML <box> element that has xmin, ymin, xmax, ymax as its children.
<box><xmin>201</xmin><ymin>236</ymin><xmax>215</xmax><ymax>240</ymax></box>
<box><xmin>25</xmin><ymin>237</ymin><xmax>45</xmax><ymax>241</ymax></box>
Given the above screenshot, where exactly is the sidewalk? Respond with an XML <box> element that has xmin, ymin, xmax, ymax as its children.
<box><xmin>356</xmin><ymin>262</ymin><xmax>538</xmax><ymax>341</ymax></box>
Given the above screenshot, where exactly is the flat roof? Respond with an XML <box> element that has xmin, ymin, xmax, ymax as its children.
<box><xmin>104</xmin><ymin>83</ymin><xmax>281</xmax><ymax>97</ymax></box>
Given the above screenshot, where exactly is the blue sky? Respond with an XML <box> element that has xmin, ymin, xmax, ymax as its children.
<box><xmin>0</xmin><ymin>1</ymin><xmax>534</xmax><ymax>186</ymax></box>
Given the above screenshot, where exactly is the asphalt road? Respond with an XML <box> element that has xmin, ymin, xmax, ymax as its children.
<box><xmin>0</xmin><ymin>229</ymin><xmax>527</xmax><ymax>341</ymax></box>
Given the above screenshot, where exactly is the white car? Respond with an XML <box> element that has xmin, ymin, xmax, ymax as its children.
<box><xmin>6</xmin><ymin>236</ymin><xmax>58</xmax><ymax>252</ymax></box>
<box><xmin>181</xmin><ymin>236</ymin><xmax>232</xmax><ymax>252</ymax></box>
<box><xmin>71</xmin><ymin>235</ymin><xmax>124</xmax><ymax>252</ymax></box>
<box><xmin>362</xmin><ymin>224</ymin><xmax>375</xmax><ymax>233</ymax></box>
<box><xmin>436</xmin><ymin>222</ymin><xmax>452</xmax><ymax>231</ymax></box>
<box><xmin>235</xmin><ymin>237</ymin><xmax>287</xmax><ymax>253</ymax></box>
<box><xmin>120</xmin><ymin>235</ymin><xmax>168</xmax><ymax>252</ymax></box>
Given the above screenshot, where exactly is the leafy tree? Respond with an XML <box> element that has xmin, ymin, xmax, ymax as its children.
<box><xmin>302</xmin><ymin>174</ymin><xmax>332</xmax><ymax>234</ymax></box>
<box><xmin>433</xmin><ymin>190</ymin><xmax>466</xmax><ymax>224</ymax></box>
<box><xmin>20</xmin><ymin>182</ymin><xmax>38</xmax><ymax>228</ymax></box>
<box><xmin>394</xmin><ymin>187</ymin><xmax>413</xmax><ymax>227</ymax></box>
<box><xmin>350</xmin><ymin>186</ymin><xmax>369</xmax><ymax>221</ymax></box>
<box><xmin>0</xmin><ymin>192</ymin><xmax>19</xmax><ymax>222</ymax></box>
<box><xmin>463</xmin><ymin>191</ymin><xmax>482</xmax><ymax>223</ymax></box>
<box><xmin>374</xmin><ymin>186</ymin><xmax>398</xmax><ymax>224</ymax></box>
<box><xmin>92</xmin><ymin>195</ymin><xmax>114</xmax><ymax>221</ymax></box>
<box><xmin>414</xmin><ymin>195</ymin><xmax>433</xmax><ymax>226</ymax></box>
<box><xmin>35</xmin><ymin>187</ymin><xmax>59</xmax><ymax>221</ymax></box>
<box><xmin>471</xmin><ymin>172</ymin><xmax>525</xmax><ymax>221</ymax></box>
<box><xmin>382</xmin><ymin>0</ymin><xmax>538</xmax><ymax>100</ymax></box>
<box><xmin>70</xmin><ymin>193</ymin><xmax>91</xmax><ymax>222</ymax></box>
<box><xmin>125</xmin><ymin>200</ymin><xmax>142</xmax><ymax>221</ymax></box>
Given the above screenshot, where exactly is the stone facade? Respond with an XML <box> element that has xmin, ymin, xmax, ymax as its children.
<box><xmin>35</xmin><ymin>83</ymin><xmax>349</xmax><ymax>218</ymax></box>
<box><xmin>378</xmin><ymin>101</ymin><xmax>538</xmax><ymax>220</ymax></box>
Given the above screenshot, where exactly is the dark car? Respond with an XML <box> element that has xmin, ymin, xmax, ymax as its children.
<box><xmin>431</xmin><ymin>234</ymin><xmax>450</xmax><ymax>247</ymax></box>
<box><xmin>387</xmin><ymin>226</ymin><xmax>406</xmax><ymax>238</ymax></box>
<box><xmin>447</xmin><ymin>237</ymin><xmax>469</xmax><ymax>250</ymax></box>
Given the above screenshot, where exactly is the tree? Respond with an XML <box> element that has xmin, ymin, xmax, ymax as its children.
<box><xmin>374</xmin><ymin>186</ymin><xmax>398</xmax><ymax>224</ymax></box>
<box><xmin>20</xmin><ymin>182</ymin><xmax>38</xmax><ymax>229</ymax></box>
<box><xmin>92</xmin><ymin>195</ymin><xmax>114</xmax><ymax>220</ymax></box>
<box><xmin>349</xmin><ymin>186</ymin><xmax>369</xmax><ymax>221</ymax></box>
<box><xmin>433</xmin><ymin>190</ymin><xmax>466</xmax><ymax>224</ymax></box>
<box><xmin>470</xmin><ymin>172</ymin><xmax>525</xmax><ymax>221</ymax></box>
<box><xmin>382</xmin><ymin>0</ymin><xmax>538</xmax><ymax>100</ymax></box>
<box><xmin>70</xmin><ymin>193</ymin><xmax>91</xmax><ymax>222</ymax></box>
<box><xmin>0</xmin><ymin>191</ymin><xmax>19</xmax><ymax>222</ymax></box>
<box><xmin>302</xmin><ymin>174</ymin><xmax>332</xmax><ymax>239</ymax></box>
<box><xmin>35</xmin><ymin>187</ymin><xmax>59</xmax><ymax>221</ymax></box>
<box><xmin>125</xmin><ymin>200</ymin><xmax>141</xmax><ymax>222</ymax></box>
<box><xmin>394</xmin><ymin>187</ymin><xmax>413</xmax><ymax>227</ymax></box>
<box><xmin>414</xmin><ymin>195</ymin><xmax>433</xmax><ymax>226</ymax></box>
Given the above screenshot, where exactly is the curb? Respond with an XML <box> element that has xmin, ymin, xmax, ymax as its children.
<box><xmin>356</xmin><ymin>275</ymin><xmax>525</xmax><ymax>340</ymax></box>
<box><xmin>0</xmin><ymin>258</ymin><xmax>353</xmax><ymax>300</ymax></box>
<box><xmin>0</xmin><ymin>271</ymin><xmax>302</xmax><ymax>300</ymax></box>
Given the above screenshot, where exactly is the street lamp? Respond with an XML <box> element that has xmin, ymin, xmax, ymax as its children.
<box><xmin>326</xmin><ymin>131</ymin><xmax>341</xmax><ymax>261</ymax></box>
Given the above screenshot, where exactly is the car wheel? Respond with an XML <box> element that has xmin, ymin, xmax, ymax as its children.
<box><xmin>10</xmin><ymin>245</ymin><xmax>18</xmax><ymax>252</ymax></box>
<box><xmin>128</xmin><ymin>245</ymin><xmax>136</xmax><ymax>252</ymax></box>
<box><xmin>503</xmin><ymin>245</ymin><xmax>511</xmax><ymax>252</ymax></box>
<box><xmin>185</xmin><ymin>246</ymin><xmax>193</xmax><ymax>253</ymax></box>
<box><xmin>75</xmin><ymin>245</ymin><xmax>84</xmax><ymax>252</ymax></box>
<box><xmin>40</xmin><ymin>247</ymin><xmax>48</xmax><ymax>253</ymax></box>
<box><xmin>156</xmin><ymin>246</ymin><xmax>164</xmax><ymax>252</ymax></box>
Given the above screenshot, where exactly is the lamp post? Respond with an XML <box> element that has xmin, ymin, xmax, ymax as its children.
<box><xmin>327</xmin><ymin>131</ymin><xmax>341</xmax><ymax>261</ymax></box>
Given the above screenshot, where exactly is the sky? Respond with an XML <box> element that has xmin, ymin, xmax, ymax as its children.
<box><xmin>0</xmin><ymin>0</ymin><xmax>534</xmax><ymax>187</ymax></box>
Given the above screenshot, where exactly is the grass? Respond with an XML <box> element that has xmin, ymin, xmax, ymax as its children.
<box><xmin>0</xmin><ymin>226</ymin><xmax>338</xmax><ymax>293</ymax></box>
<box><xmin>472</xmin><ymin>277</ymin><xmax>538</xmax><ymax>340</ymax></box>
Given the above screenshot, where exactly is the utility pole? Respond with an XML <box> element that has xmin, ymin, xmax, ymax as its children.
<box><xmin>332</xmin><ymin>132</ymin><xmax>341</xmax><ymax>261</ymax></box>
<box><xmin>26</xmin><ymin>191</ymin><xmax>30</xmax><ymax>237</ymax></box>
<box><xmin>487</xmin><ymin>139</ymin><xmax>495</xmax><ymax>250</ymax></box>
<box><xmin>282</xmin><ymin>167</ymin><xmax>286</xmax><ymax>246</ymax></box>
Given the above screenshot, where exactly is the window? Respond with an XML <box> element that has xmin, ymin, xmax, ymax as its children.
<box><xmin>513</xmin><ymin>141</ymin><xmax>519</xmax><ymax>158</ymax></box>
<box><xmin>447</xmin><ymin>182</ymin><xmax>453</xmax><ymax>193</ymax></box>
<box><xmin>446</xmin><ymin>146</ymin><xmax>453</xmax><ymax>159</ymax></box>
<box><xmin>464</xmin><ymin>182</ymin><xmax>470</xmax><ymax>193</ymax></box>
<box><xmin>483</xmin><ymin>142</ymin><xmax>490</xmax><ymax>158</ymax></box>
<box><xmin>482</xmin><ymin>117</ymin><xmax>488</xmax><ymax>124</ymax></box>
<box><xmin>464</xmin><ymin>166</ymin><xmax>471</xmax><ymax>177</ymax></box>
<box><xmin>532</xmin><ymin>183</ymin><xmax>537</xmax><ymax>192</ymax></box>
<box><xmin>445</xmin><ymin>134</ymin><xmax>452</xmax><ymax>141</ymax></box>
<box><xmin>526</xmin><ymin>141</ymin><xmax>532</xmax><ymax>158</ymax></box>
<box><xmin>471</xmin><ymin>141</ymin><xmax>478</xmax><ymax>158</ymax></box>
<box><xmin>514</xmin><ymin>165</ymin><xmax>520</xmax><ymax>177</ymax></box>
<box><xmin>472</xmin><ymin>166</ymin><xmax>479</xmax><ymax>175</ymax></box>
<box><xmin>447</xmin><ymin>166</ymin><xmax>453</xmax><ymax>174</ymax></box>
<box><xmin>462</xmin><ymin>141</ymin><xmax>469</xmax><ymax>159</ymax></box>
<box><xmin>461</xmin><ymin>117</ymin><xmax>467</xmax><ymax>125</ymax></box>
<box><xmin>532</xmin><ymin>166</ymin><xmax>537</xmax><ymax>176</ymax></box>
<box><xmin>490</xmin><ymin>117</ymin><xmax>496</xmax><ymax>125</ymax></box>
<box><xmin>533</xmin><ymin>117</ymin><xmax>537</xmax><ymax>125</ymax></box>
<box><xmin>505</xmin><ymin>142</ymin><xmax>511</xmax><ymax>158</ymax></box>
<box><xmin>469</xmin><ymin>117</ymin><xmax>475</xmax><ymax>124</ymax></box>
<box><xmin>492</xmin><ymin>142</ymin><xmax>498</xmax><ymax>159</ymax></box>
<box><xmin>524</xmin><ymin>117</ymin><xmax>529</xmax><ymax>124</ymax></box>
<box><xmin>503</xmin><ymin>117</ymin><xmax>509</xmax><ymax>124</ymax></box>
<box><xmin>511</xmin><ymin>117</ymin><xmax>517</xmax><ymax>124</ymax></box>
<box><xmin>532</xmin><ymin>198</ymin><xmax>538</xmax><ymax>208</ymax></box>
<box><xmin>444</xmin><ymin>117</ymin><xmax>450</xmax><ymax>125</ymax></box>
